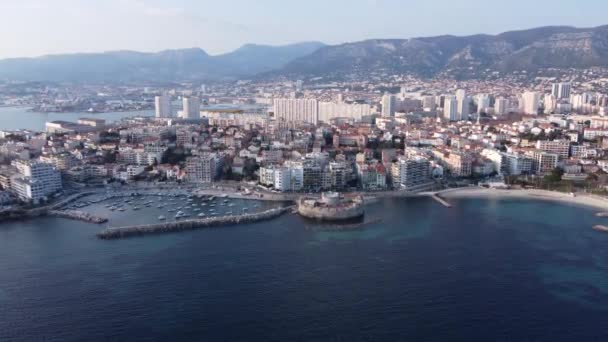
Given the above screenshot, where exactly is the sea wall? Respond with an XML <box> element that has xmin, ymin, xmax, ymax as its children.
<box><xmin>97</xmin><ymin>206</ymin><xmax>293</xmax><ymax>240</ymax></box>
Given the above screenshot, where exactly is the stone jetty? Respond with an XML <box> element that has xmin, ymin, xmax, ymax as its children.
<box><xmin>97</xmin><ymin>206</ymin><xmax>292</xmax><ymax>240</ymax></box>
<box><xmin>48</xmin><ymin>210</ymin><xmax>108</xmax><ymax>224</ymax></box>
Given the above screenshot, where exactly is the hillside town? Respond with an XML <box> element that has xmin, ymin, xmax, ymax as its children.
<box><xmin>2</xmin><ymin>75</ymin><xmax>608</xmax><ymax>206</ymax></box>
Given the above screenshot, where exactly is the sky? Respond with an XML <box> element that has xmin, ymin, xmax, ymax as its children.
<box><xmin>0</xmin><ymin>0</ymin><xmax>606</xmax><ymax>59</ymax></box>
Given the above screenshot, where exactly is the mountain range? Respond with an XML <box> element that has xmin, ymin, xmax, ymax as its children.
<box><xmin>0</xmin><ymin>42</ymin><xmax>325</xmax><ymax>83</ymax></box>
<box><xmin>274</xmin><ymin>25</ymin><xmax>608</xmax><ymax>80</ymax></box>
<box><xmin>2</xmin><ymin>25</ymin><xmax>608</xmax><ymax>83</ymax></box>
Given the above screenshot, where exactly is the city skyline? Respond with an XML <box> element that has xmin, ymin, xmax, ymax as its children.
<box><xmin>1</xmin><ymin>0</ymin><xmax>607</xmax><ymax>59</ymax></box>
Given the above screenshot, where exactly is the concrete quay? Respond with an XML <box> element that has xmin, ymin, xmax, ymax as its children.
<box><xmin>97</xmin><ymin>206</ymin><xmax>293</xmax><ymax>240</ymax></box>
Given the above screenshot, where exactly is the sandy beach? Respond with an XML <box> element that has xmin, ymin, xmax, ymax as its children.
<box><xmin>438</xmin><ymin>187</ymin><xmax>608</xmax><ymax>211</ymax></box>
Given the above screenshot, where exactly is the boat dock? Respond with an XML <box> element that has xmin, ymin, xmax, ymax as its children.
<box><xmin>97</xmin><ymin>206</ymin><xmax>293</xmax><ymax>240</ymax></box>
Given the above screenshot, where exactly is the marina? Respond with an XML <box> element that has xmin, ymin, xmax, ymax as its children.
<box><xmin>54</xmin><ymin>191</ymin><xmax>285</xmax><ymax>229</ymax></box>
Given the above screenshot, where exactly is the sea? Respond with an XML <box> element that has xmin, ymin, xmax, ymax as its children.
<box><xmin>0</xmin><ymin>106</ymin><xmax>154</xmax><ymax>131</ymax></box>
<box><xmin>1</xmin><ymin>196</ymin><xmax>608</xmax><ymax>341</ymax></box>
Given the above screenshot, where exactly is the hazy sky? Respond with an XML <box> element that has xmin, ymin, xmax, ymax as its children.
<box><xmin>1</xmin><ymin>0</ymin><xmax>606</xmax><ymax>58</ymax></box>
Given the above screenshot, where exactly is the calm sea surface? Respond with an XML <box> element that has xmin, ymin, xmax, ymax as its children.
<box><xmin>1</xmin><ymin>197</ymin><xmax>608</xmax><ymax>341</ymax></box>
<box><xmin>0</xmin><ymin>106</ymin><xmax>153</xmax><ymax>131</ymax></box>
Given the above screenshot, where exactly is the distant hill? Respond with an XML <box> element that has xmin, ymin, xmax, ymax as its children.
<box><xmin>268</xmin><ymin>25</ymin><xmax>608</xmax><ymax>80</ymax></box>
<box><xmin>0</xmin><ymin>42</ymin><xmax>325</xmax><ymax>83</ymax></box>
<box><xmin>4</xmin><ymin>25</ymin><xmax>608</xmax><ymax>83</ymax></box>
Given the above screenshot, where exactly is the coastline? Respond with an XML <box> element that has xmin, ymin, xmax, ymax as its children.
<box><xmin>438</xmin><ymin>187</ymin><xmax>608</xmax><ymax>211</ymax></box>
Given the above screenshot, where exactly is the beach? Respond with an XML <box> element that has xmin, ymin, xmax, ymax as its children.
<box><xmin>439</xmin><ymin>187</ymin><xmax>608</xmax><ymax>211</ymax></box>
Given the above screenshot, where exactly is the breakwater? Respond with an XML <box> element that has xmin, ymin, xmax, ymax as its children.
<box><xmin>97</xmin><ymin>206</ymin><xmax>293</xmax><ymax>240</ymax></box>
<box><xmin>48</xmin><ymin>210</ymin><xmax>108</xmax><ymax>224</ymax></box>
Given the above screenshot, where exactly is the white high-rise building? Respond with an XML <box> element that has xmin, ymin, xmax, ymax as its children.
<box><xmin>10</xmin><ymin>160</ymin><xmax>62</xmax><ymax>204</ymax></box>
<box><xmin>391</xmin><ymin>155</ymin><xmax>432</xmax><ymax>191</ymax></box>
<box><xmin>544</xmin><ymin>95</ymin><xmax>557</xmax><ymax>114</ymax></box>
<box><xmin>494</xmin><ymin>98</ymin><xmax>508</xmax><ymax>115</ymax></box>
<box><xmin>273</xmin><ymin>98</ymin><xmax>319</xmax><ymax>125</ymax></box>
<box><xmin>455</xmin><ymin>89</ymin><xmax>466</xmax><ymax>101</ymax></box>
<box><xmin>422</xmin><ymin>96</ymin><xmax>436</xmax><ymax>110</ymax></box>
<box><xmin>444</xmin><ymin>97</ymin><xmax>458</xmax><ymax>121</ymax></box>
<box><xmin>522</xmin><ymin>92</ymin><xmax>540</xmax><ymax>115</ymax></box>
<box><xmin>381</xmin><ymin>94</ymin><xmax>397</xmax><ymax>117</ymax></box>
<box><xmin>155</xmin><ymin>94</ymin><xmax>172</xmax><ymax>118</ymax></box>
<box><xmin>182</xmin><ymin>96</ymin><xmax>201</xmax><ymax>119</ymax></box>
<box><xmin>458</xmin><ymin>97</ymin><xmax>470</xmax><ymax>120</ymax></box>
<box><xmin>185</xmin><ymin>153</ymin><xmax>222</xmax><ymax>183</ymax></box>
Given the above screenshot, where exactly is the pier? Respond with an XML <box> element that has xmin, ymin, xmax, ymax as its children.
<box><xmin>97</xmin><ymin>206</ymin><xmax>293</xmax><ymax>240</ymax></box>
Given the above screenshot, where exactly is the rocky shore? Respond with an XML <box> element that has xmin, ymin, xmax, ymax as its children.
<box><xmin>97</xmin><ymin>206</ymin><xmax>293</xmax><ymax>240</ymax></box>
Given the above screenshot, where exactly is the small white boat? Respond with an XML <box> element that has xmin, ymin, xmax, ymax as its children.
<box><xmin>158</xmin><ymin>215</ymin><xmax>166</xmax><ymax>220</ymax></box>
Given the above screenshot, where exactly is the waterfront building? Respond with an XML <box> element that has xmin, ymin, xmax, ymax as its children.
<box><xmin>186</xmin><ymin>153</ymin><xmax>222</xmax><ymax>183</ymax></box>
<box><xmin>432</xmin><ymin>150</ymin><xmax>473</xmax><ymax>177</ymax></box>
<box><xmin>357</xmin><ymin>161</ymin><xmax>387</xmax><ymax>191</ymax></box>
<box><xmin>274</xmin><ymin>163</ymin><xmax>304</xmax><ymax>192</ymax></box>
<box><xmin>10</xmin><ymin>160</ymin><xmax>62</xmax><ymax>204</ymax></box>
<box><xmin>391</xmin><ymin>155</ymin><xmax>432</xmax><ymax>191</ymax></box>
<box><xmin>531</xmin><ymin>151</ymin><xmax>559</xmax><ymax>175</ymax></box>
<box><xmin>481</xmin><ymin>149</ymin><xmax>533</xmax><ymax>176</ymax></box>
<box><xmin>329</xmin><ymin>161</ymin><xmax>350</xmax><ymax>190</ymax></box>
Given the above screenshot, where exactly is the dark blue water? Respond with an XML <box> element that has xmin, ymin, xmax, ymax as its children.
<box><xmin>2</xmin><ymin>197</ymin><xmax>608</xmax><ymax>341</ymax></box>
